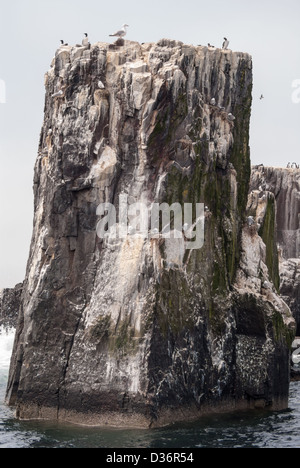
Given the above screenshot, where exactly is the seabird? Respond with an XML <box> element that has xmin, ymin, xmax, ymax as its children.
<box><xmin>109</xmin><ymin>24</ymin><xmax>129</xmax><ymax>39</ymax></box>
<box><xmin>287</xmin><ymin>162</ymin><xmax>291</xmax><ymax>168</ymax></box>
<box><xmin>260</xmin><ymin>94</ymin><xmax>264</xmax><ymax>100</ymax></box>
<box><xmin>208</xmin><ymin>43</ymin><xmax>215</xmax><ymax>48</ymax></box>
<box><xmin>82</xmin><ymin>33</ymin><xmax>89</xmax><ymax>47</ymax></box>
<box><xmin>98</xmin><ymin>80</ymin><xmax>105</xmax><ymax>89</ymax></box>
<box><xmin>51</xmin><ymin>90</ymin><xmax>64</xmax><ymax>98</ymax></box>
<box><xmin>210</xmin><ymin>98</ymin><xmax>216</xmax><ymax>106</ymax></box>
<box><xmin>222</xmin><ymin>37</ymin><xmax>229</xmax><ymax>50</ymax></box>
<box><xmin>183</xmin><ymin>223</ymin><xmax>189</xmax><ymax>232</ymax></box>
<box><xmin>247</xmin><ymin>216</ymin><xmax>255</xmax><ymax>226</ymax></box>
<box><xmin>60</xmin><ymin>40</ymin><xmax>69</xmax><ymax>46</ymax></box>
<box><xmin>227</xmin><ymin>113</ymin><xmax>236</xmax><ymax>121</ymax></box>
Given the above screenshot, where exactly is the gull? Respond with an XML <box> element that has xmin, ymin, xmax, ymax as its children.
<box><xmin>210</xmin><ymin>98</ymin><xmax>216</xmax><ymax>105</ymax></box>
<box><xmin>51</xmin><ymin>89</ymin><xmax>64</xmax><ymax>98</ymax></box>
<box><xmin>222</xmin><ymin>37</ymin><xmax>229</xmax><ymax>50</ymax></box>
<box><xmin>227</xmin><ymin>113</ymin><xmax>236</xmax><ymax>121</ymax></box>
<box><xmin>98</xmin><ymin>80</ymin><xmax>105</xmax><ymax>89</ymax></box>
<box><xmin>109</xmin><ymin>24</ymin><xmax>129</xmax><ymax>39</ymax></box>
<box><xmin>247</xmin><ymin>216</ymin><xmax>255</xmax><ymax>226</ymax></box>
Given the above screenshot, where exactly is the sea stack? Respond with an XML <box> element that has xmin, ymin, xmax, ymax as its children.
<box><xmin>6</xmin><ymin>39</ymin><xmax>295</xmax><ymax>428</ymax></box>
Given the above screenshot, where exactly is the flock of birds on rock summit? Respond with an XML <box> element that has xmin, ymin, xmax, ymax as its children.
<box><xmin>57</xmin><ymin>26</ymin><xmax>265</xmax><ymax>111</ymax></box>
<box><xmin>60</xmin><ymin>27</ymin><xmax>232</xmax><ymax>50</ymax></box>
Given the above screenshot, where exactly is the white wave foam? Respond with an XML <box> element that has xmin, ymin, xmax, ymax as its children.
<box><xmin>0</xmin><ymin>327</ymin><xmax>15</xmax><ymax>371</ymax></box>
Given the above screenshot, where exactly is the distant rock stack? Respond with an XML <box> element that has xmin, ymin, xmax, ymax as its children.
<box><xmin>0</xmin><ymin>283</ymin><xmax>23</xmax><ymax>329</ymax></box>
<box><xmin>250</xmin><ymin>165</ymin><xmax>300</xmax><ymax>336</ymax></box>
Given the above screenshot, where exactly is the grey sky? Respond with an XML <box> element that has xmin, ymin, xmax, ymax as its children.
<box><xmin>0</xmin><ymin>0</ymin><xmax>299</xmax><ymax>287</ymax></box>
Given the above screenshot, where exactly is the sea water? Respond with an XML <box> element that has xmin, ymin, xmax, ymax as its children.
<box><xmin>0</xmin><ymin>328</ymin><xmax>300</xmax><ymax>448</ymax></box>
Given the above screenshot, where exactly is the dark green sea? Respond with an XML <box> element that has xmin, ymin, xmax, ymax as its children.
<box><xmin>1</xmin><ymin>328</ymin><xmax>300</xmax><ymax>448</ymax></box>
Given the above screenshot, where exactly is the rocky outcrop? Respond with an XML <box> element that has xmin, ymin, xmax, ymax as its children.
<box><xmin>250</xmin><ymin>166</ymin><xmax>300</xmax><ymax>335</ymax></box>
<box><xmin>6</xmin><ymin>40</ymin><xmax>295</xmax><ymax>428</ymax></box>
<box><xmin>250</xmin><ymin>166</ymin><xmax>300</xmax><ymax>260</ymax></box>
<box><xmin>0</xmin><ymin>284</ymin><xmax>23</xmax><ymax>329</ymax></box>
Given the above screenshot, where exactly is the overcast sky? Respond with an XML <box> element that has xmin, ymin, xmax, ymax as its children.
<box><xmin>0</xmin><ymin>0</ymin><xmax>299</xmax><ymax>287</ymax></box>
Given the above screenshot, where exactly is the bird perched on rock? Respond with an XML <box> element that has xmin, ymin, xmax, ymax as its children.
<box><xmin>98</xmin><ymin>80</ymin><xmax>105</xmax><ymax>89</ymax></box>
<box><xmin>247</xmin><ymin>216</ymin><xmax>255</xmax><ymax>226</ymax></box>
<box><xmin>51</xmin><ymin>89</ymin><xmax>64</xmax><ymax>98</ymax></box>
<box><xmin>208</xmin><ymin>43</ymin><xmax>215</xmax><ymax>48</ymax></box>
<box><xmin>210</xmin><ymin>98</ymin><xmax>216</xmax><ymax>105</ymax></box>
<box><xmin>109</xmin><ymin>24</ymin><xmax>129</xmax><ymax>39</ymax></box>
<box><xmin>82</xmin><ymin>33</ymin><xmax>89</xmax><ymax>47</ymax></box>
<box><xmin>222</xmin><ymin>37</ymin><xmax>229</xmax><ymax>49</ymax></box>
<box><xmin>60</xmin><ymin>40</ymin><xmax>68</xmax><ymax>46</ymax></box>
<box><xmin>287</xmin><ymin>162</ymin><xmax>291</xmax><ymax>168</ymax></box>
<box><xmin>227</xmin><ymin>113</ymin><xmax>236</xmax><ymax>121</ymax></box>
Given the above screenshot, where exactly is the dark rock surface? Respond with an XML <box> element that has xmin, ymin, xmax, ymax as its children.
<box><xmin>6</xmin><ymin>40</ymin><xmax>295</xmax><ymax>428</ymax></box>
<box><xmin>0</xmin><ymin>284</ymin><xmax>23</xmax><ymax>329</ymax></box>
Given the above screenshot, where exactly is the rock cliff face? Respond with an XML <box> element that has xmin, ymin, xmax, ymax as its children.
<box><xmin>250</xmin><ymin>166</ymin><xmax>300</xmax><ymax>335</ymax></box>
<box><xmin>0</xmin><ymin>284</ymin><xmax>23</xmax><ymax>329</ymax></box>
<box><xmin>6</xmin><ymin>40</ymin><xmax>295</xmax><ymax>428</ymax></box>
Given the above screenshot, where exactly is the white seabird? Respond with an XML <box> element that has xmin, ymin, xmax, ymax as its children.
<box><xmin>222</xmin><ymin>37</ymin><xmax>229</xmax><ymax>50</ymax></box>
<box><xmin>210</xmin><ymin>98</ymin><xmax>216</xmax><ymax>106</ymax></box>
<box><xmin>51</xmin><ymin>90</ymin><xmax>64</xmax><ymax>98</ymax></box>
<box><xmin>98</xmin><ymin>80</ymin><xmax>105</xmax><ymax>89</ymax></box>
<box><xmin>247</xmin><ymin>216</ymin><xmax>255</xmax><ymax>226</ymax></box>
<box><xmin>82</xmin><ymin>33</ymin><xmax>89</xmax><ymax>47</ymax></box>
<box><xmin>60</xmin><ymin>40</ymin><xmax>69</xmax><ymax>46</ymax></box>
<box><xmin>109</xmin><ymin>24</ymin><xmax>129</xmax><ymax>39</ymax></box>
<box><xmin>227</xmin><ymin>113</ymin><xmax>236</xmax><ymax>121</ymax></box>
